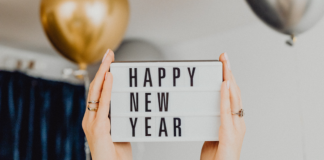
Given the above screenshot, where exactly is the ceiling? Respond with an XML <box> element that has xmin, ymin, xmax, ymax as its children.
<box><xmin>0</xmin><ymin>0</ymin><xmax>258</xmax><ymax>56</ymax></box>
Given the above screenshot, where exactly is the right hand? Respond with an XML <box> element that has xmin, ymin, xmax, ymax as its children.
<box><xmin>201</xmin><ymin>53</ymin><xmax>246</xmax><ymax>160</ymax></box>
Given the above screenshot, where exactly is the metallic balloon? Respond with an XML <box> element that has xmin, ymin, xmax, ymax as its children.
<box><xmin>246</xmin><ymin>0</ymin><xmax>324</xmax><ymax>45</ymax></box>
<box><xmin>115</xmin><ymin>40</ymin><xmax>163</xmax><ymax>61</ymax></box>
<box><xmin>40</xmin><ymin>0</ymin><xmax>129</xmax><ymax>68</ymax></box>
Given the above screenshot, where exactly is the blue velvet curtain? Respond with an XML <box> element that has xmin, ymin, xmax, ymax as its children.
<box><xmin>0</xmin><ymin>71</ymin><xmax>86</xmax><ymax>160</ymax></box>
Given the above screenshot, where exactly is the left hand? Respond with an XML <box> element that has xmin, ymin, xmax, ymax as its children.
<box><xmin>82</xmin><ymin>49</ymin><xmax>132</xmax><ymax>160</ymax></box>
<box><xmin>200</xmin><ymin>53</ymin><xmax>246</xmax><ymax>160</ymax></box>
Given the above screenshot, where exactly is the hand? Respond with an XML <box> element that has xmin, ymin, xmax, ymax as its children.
<box><xmin>82</xmin><ymin>49</ymin><xmax>132</xmax><ymax>160</ymax></box>
<box><xmin>200</xmin><ymin>53</ymin><xmax>246</xmax><ymax>160</ymax></box>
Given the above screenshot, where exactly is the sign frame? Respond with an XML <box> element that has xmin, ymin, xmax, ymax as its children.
<box><xmin>110</xmin><ymin>60</ymin><xmax>223</xmax><ymax>142</ymax></box>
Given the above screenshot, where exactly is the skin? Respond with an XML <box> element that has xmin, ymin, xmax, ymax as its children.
<box><xmin>200</xmin><ymin>53</ymin><xmax>246</xmax><ymax>160</ymax></box>
<box><xmin>82</xmin><ymin>49</ymin><xmax>132</xmax><ymax>160</ymax></box>
<box><xmin>82</xmin><ymin>50</ymin><xmax>245</xmax><ymax>160</ymax></box>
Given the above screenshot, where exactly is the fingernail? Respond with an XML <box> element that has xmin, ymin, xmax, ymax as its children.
<box><xmin>102</xmin><ymin>49</ymin><xmax>110</xmax><ymax>63</ymax></box>
<box><xmin>224</xmin><ymin>53</ymin><xmax>231</xmax><ymax>70</ymax></box>
<box><xmin>227</xmin><ymin>80</ymin><xmax>230</xmax><ymax>89</ymax></box>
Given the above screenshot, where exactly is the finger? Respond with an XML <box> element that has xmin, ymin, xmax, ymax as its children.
<box><xmin>229</xmin><ymin>80</ymin><xmax>243</xmax><ymax>127</ymax></box>
<box><xmin>82</xmin><ymin>96</ymin><xmax>90</xmax><ymax>134</ymax></box>
<box><xmin>219</xmin><ymin>53</ymin><xmax>240</xmax><ymax>105</ymax></box>
<box><xmin>219</xmin><ymin>53</ymin><xmax>240</xmax><ymax>104</ymax></box>
<box><xmin>229</xmin><ymin>70</ymin><xmax>238</xmax><ymax>87</ymax></box>
<box><xmin>228</xmin><ymin>71</ymin><xmax>241</xmax><ymax>112</ymax></box>
<box><xmin>220</xmin><ymin>53</ymin><xmax>243</xmax><ymax>123</ymax></box>
<box><xmin>220</xmin><ymin>80</ymin><xmax>233</xmax><ymax>128</ymax></box>
<box><xmin>97</xmin><ymin>72</ymin><xmax>113</xmax><ymax>121</ymax></box>
<box><xmin>219</xmin><ymin>53</ymin><xmax>239</xmax><ymax>88</ymax></box>
<box><xmin>219</xmin><ymin>53</ymin><xmax>231</xmax><ymax>81</ymax></box>
<box><xmin>91</xmin><ymin>49</ymin><xmax>115</xmax><ymax>95</ymax></box>
<box><xmin>87</xmin><ymin>49</ymin><xmax>114</xmax><ymax>122</ymax></box>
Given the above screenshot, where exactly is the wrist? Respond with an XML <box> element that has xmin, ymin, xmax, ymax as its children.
<box><xmin>216</xmin><ymin>143</ymin><xmax>241</xmax><ymax>160</ymax></box>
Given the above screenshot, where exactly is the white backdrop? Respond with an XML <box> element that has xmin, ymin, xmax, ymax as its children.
<box><xmin>124</xmin><ymin>21</ymin><xmax>324</xmax><ymax>160</ymax></box>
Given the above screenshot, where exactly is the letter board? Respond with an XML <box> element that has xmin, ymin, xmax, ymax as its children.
<box><xmin>110</xmin><ymin>60</ymin><xmax>222</xmax><ymax>142</ymax></box>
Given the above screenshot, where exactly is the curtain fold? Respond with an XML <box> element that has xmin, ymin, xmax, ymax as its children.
<box><xmin>0</xmin><ymin>71</ymin><xmax>86</xmax><ymax>160</ymax></box>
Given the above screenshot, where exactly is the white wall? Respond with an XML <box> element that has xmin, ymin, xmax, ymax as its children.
<box><xmin>130</xmin><ymin>19</ymin><xmax>324</xmax><ymax>160</ymax></box>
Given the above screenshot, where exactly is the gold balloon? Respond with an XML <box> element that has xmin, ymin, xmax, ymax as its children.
<box><xmin>40</xmin><ymin>0</ymin><xmax>129</xmax><ymax>69</ymax></box>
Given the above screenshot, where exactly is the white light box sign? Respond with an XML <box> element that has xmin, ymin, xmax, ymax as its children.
<box><xmin>110</xmin><ymin>61</ymin><xmax>222</xmax><ymax>142</ymax></box>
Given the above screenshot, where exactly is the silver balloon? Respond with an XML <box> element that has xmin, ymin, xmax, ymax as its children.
<box><xmin>115</xmin><ymin>40</ymin><xmax>163</xmax><ymax>61</ymax></box>
<box><xmin>246</xmin><ymin>0</ymin><xmax>324</xmax><ymax>45</ymax></box>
